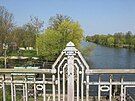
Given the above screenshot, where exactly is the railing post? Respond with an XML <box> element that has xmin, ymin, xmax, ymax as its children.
<box><xmin>25</xmin><ymin>76</ymin><xmax>28</xmax><ymax>101</ymax></box>
<box><xmin>98</xmin><ymin>75</ymin><xmax>101</xmax><ymax>101</ymax></box>
<box><xmin>121</xmin><ymin>77</ymin><xmax>124</xmax><ymax>101</ymax></box>
<box><xmin>11</xmin><ymin>75</ymin><xmax>14</xmax><ymax>101</ymax></box>
<box><xmin>43</xmin><ymin>74</ymin><xmax>46</xmax><ymax>101</ymax></box>
<box><xmin>2</xmin><ymin>74</ymin><xmax>6</xmax><ymax>101</ymax></box>
<box><xmin>86</xmin><ymin>75</ymin><xmax>89</xmax><ymax>101</ymax></box>
<box><xmin>65</xmin><ymin>42</ymin><xmax>76</xmax><ymax>101</ymax></box>
<box><xmin>34</xmin><ymin>75</ymin><xmax>37</xmax><ymax>101</ymax></box>
<box><xmin>67</xmin><ymin>55</ymin><xmax>74</xmax><ymax>101</ymax></box>
<box><xmin>52</xmin><ymin>74</ymin><xmax>56</xmax><ymax>101</ymax></box>
<box><xmin>109</xmin><ymin>75</ymin><xmax>112</xmax><ymax>101</ymax></box>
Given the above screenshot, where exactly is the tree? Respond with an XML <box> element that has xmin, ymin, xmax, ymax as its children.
<box><xmin>22</xmin><ymin>23</ymin><xmax>37</xmax><ymax>48</ymax></box>
<box><xmin>125</xmin><ymin>31</ymin><xmax>133</xmax><ymax>45</ymax></box>
<box><xmin>107</xmin><ymin>36</ymin><xmax>114</xmax><ymax>46</ymax></box>
<box><xmin>36</xmin><ymin>14</ymin><xmax>83</xmax><ymax>61</ymax></box>
<box><xmin>113</xmin><ymin>32</ymin><xmax>126</xmax><ymax>47</ymax></box>
<box><xmin>11</xmin><ymin>17</ymin><xmax>44</xmax><ymax>48</ymax></box>
<box><xmin>48</xmin><ymin>14</ymin><xmax>71</xmax><ymax>30</ymax></box>
<box><xmin>0</xmin><ymin>5</ymin><xmax>14</xmax><ymax>44</ymax></box>
<box><xmin>131</xmin><ymin>37</ymin><xmax>135</xmax><ymax>49</ymax></box>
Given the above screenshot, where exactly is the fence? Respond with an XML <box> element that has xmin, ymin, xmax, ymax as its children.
<box><xmin>0</xmin><ymin>42</ymin><xmax>135</xmax><ymax>101</ymax></box>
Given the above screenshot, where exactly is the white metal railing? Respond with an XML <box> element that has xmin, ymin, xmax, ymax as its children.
<box><xmin>85</xmin><ymin>69</ymin><xmax>135</xmax><ymax>101</ymax></box>
<box><xmin>0</xmin><ymin>42</ymin><xmax>135</xmax><ymax>101</ymax></box>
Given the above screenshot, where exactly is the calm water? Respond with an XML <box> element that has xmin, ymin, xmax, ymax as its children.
<box><xmin>84</xmin><ymin>42</ymin><xmax>135</xmax><ymax>69</ymax></box>
<box><xmin>83</xmin><ymin>42</ymin><xmax>135</xmax><ymax>96</ymax></box>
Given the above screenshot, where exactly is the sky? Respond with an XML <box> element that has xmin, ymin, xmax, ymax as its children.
<box><xmin>0</xmin><ymin>0</ymin><xmax>135</xmax><ymax>35</ymax></box>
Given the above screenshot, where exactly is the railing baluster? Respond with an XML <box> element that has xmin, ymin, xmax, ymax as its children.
<box><xmin>123</xmin><ymin>86</ymin><xmax>126</xmax><ymax>101</ymax></box>
<box><xmin>121</xmin><ymin>76</ymin><xmax>124</xmax><ymax>101</ymax></box>
<box><xmin>58</xmin><ymin>67</ymin><xmax>60</xmax><ymax>101</ymax></box>
<box><xmin>81</xmin><ymin>68</ymin><xmax>84</xmax><ymax>101</ymax></box>
<box><xmin>34</xmin><ymin>75</ymin><xmax>37</xmax><ymax>101</ymax></box>
<box><xmin>14</xmin><ymin>84</ymin><xmax>16</xmax><ymax>101</ymax></box>
<box><xmin>63</xmin><ymin>64</ymin><xmax>67</xmax><ymax>101</ymax></box>
<box><xmin>52</xmin><ymin>74</ymin><xmax>56</xmax><ymax>101</ymax></box>
<box><xmin>86</xmin><ymin>75</ymin><xmax>89</xmax><ymax>101</ymax></box>
<box><xmin>23</xmin><ymin>84</ymin><xmax>25</xmax><ymax>101</ymax></box>
<box><xmin>98</xmin><ymin>75</ymin><xmax>101</xmax><ymax>101</ymax></box>
<box><xmin>43</xmin><ymin>74</ymin><xmax>46</xmax><ymax>101</ymax></box>
<box><xmin>25</xmin><ymin>76</ymin><xmax>28</xmax><ymax>101</ymax></box>
<box><xmin>11</xmin><ymin>75</ymin><xmax>14</xmax><ymax>101</ymax></box>
<box><xmin>76</xmin><ymin>66</ymin><xmax>79</xmax><ymax>101</ymax></box>
<box><xmin>2</xmin><ymin>74</ymin><xmax>6</xmax><ymax>101</ymax></box>
<box><xmin>109</xmin><ymin>75</ymin><xmax>112</xmax><ymax>101</ymax></box>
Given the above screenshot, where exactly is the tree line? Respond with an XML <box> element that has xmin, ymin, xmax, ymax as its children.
<box><xmin>0</xmin><ymin>5</ymin><xmax>83</xmax><ymax>61</ymax></box>
<box><xmin>86</xmin><ymin>31</ymin><xmax>135</xmax><ymax>49</ymax></box>
<box><xmin>0</xmin><ymin>6</ymin><xmax>43</xmax><ymax>52</ymax></box>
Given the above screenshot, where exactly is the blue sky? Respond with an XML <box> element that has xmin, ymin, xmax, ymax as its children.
<box><xmin>0</xmin><ymin>0</ymin><xmax>135</xmax><ymax>35</ymax></box>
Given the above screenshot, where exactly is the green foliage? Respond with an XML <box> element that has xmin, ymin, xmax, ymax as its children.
<box><xmin>86</xmin><ymin>31</ymin><xmax>135</xmax><ymax>49</ymax></box>
<box><xmin>8</xmin><ymin>50</ymin><xmax>37</xmax><ymax>57</ymax></box>
<box><xmin>107</xmin><ymin>36</ymin><xmax>114</xmax><ymax>46</ymax></box>
<box><xmin>36</xmin><ymin>14</ymin><xmax>83</xmax><ymax>61</ymax></box>
<box><xmin>36</xmin><ymin>29</ymin><xmax>63</xmax><ymax>60</ymax></box>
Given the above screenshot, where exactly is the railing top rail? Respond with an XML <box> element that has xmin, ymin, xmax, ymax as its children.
<box><xmin>86</xmin><ymin>69</ymin><xmax>135</xmax><ymax>75</ymax></box>
<box><xmin>0</xmin><ymin>69</ymin><xmax>56</xmax><ymax>74</ymax></box>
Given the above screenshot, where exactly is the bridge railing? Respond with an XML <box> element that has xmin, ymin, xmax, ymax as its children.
<box><xmin>0</xmin><ymin>42</ymin><xmax>135</xmax><ymax>101</ymax></box>
<box><xmin>0</xmin><ymin>69</ymin><xmax>56</xmax><ymax>101</ymax></box>
<box><xmin>85</xmin><ymin>69</ymin><xmax>135</xmax><ymax>101</ymax></box>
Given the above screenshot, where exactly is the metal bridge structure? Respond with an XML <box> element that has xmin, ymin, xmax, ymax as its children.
<box><xmin>0</xmin><ymin>42</ymin><xmax>135</xmax><ymax>101</ymax></box>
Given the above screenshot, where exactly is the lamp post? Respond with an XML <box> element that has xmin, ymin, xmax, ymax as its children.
<box><xmin>3</xmin><ymin>43</ymin><xmax>8</xmax><ymax>68</ymax></box>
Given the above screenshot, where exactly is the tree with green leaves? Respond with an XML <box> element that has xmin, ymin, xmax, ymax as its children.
<box><xmin>107</xmin><ymin>36</ymin><xmax>114</xmax><ymax>46</ymax></box>
<box><xmin>86</xmin><ymin>31</ymin><xmax>135</xmax><ymax>49</ymax></box>
<box><xmin>36</xmin><ymin>14</ymin><xmax>83</xmax><ymax>61</ymax></box>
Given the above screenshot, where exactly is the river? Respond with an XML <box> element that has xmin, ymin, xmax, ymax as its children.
<box><xmin>83</xmin><ymin>42</ymin><xmax>135</xmax><ymax>69</ymax></box>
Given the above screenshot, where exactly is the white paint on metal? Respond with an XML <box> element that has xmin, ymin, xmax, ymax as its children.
<box><xmin>109</xmin><ymin>75</ymin><xmax>112</xmax><ymax>101</ymax></box>
<box><xmin>67</xmin><ymin>55</ymin><xmax>75</xmax><ymax>101</ymax></box>
<box><xmin>43</xmin><ymin>74</ymin><xmax>46</xmax><ymax>101</ymax></box>
<box><xmin>100</xmin><ymin>85</ymin><xmax>110</xmax><ymax>92</ymax></box>
<box><xmin>36</xmin><ymin>84</ymin><xmax>43</xmax><ymax>91</ymax></box>
<box><xmin>34</xmin><ymin>76</ymin><xmax>37</xmax><ymax>101</ymax></box>
<box><xmin>52</xmin><ymin>75</ymin><xmax>56</xmax><ymax>101</ymax></box>
<box><xmin>2</xmin><ymin>75</ymin><xmax>6</xmax><ymax>101</ymax></box>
